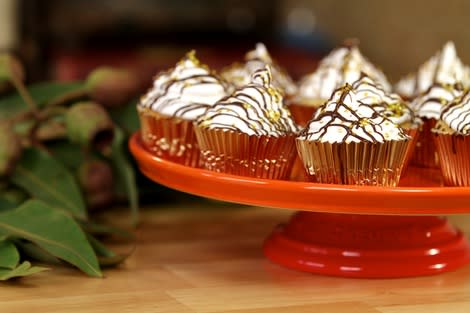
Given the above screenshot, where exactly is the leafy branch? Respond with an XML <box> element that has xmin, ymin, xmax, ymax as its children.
<box><xmin>0</xmin><ymin>53</ymin><xmax>142</xmax><ymax>280</ymax></box>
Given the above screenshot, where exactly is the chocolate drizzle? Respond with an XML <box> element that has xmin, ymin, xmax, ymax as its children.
<box><xmin>395</xmin><ymin>42</ymin><xmax>470</xmax><ymax>98</ymax></box>
<box><xmin>197</xmin><ymin>66</ymin><xmax>298</xmax><ymax>137</ymax></box>
<box><xmin>440</xmin><ymin>89</ymin><xmax>470</xmax><ymax>135</ymax></box>
<box><xmin>139</xmin><ymin>51</ymin><xmax>229</xmax><ymax>119</ymax></box>
<box><xmin>352</xmin><ymin>74</ymin><xmax>416</xmax><ymax>126</ymax></box>
<box><xmin>299</xmin><ymin>83</ymin><xmax>409</xmax><ymax>144</ymax></box>
<box><xmin>410</xmin><ymin>82</ymin><xmax>464</xmax><ymax>119</ymax></box>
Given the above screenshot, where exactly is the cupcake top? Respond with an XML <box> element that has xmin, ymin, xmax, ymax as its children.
<box><xmin>138</xmin><ymin>51</ymin><xmax>229</xmax><ymax>120</ymax></box>
<box><xmin>298</xmin><ymin>84</ymin><xmax>409</xmax><ymax>144</ymax></box>
<box><xmin>439</xmin><ymin>89</ymin><xmax>470</xmax><ymax>135</ymax></box>
<box><xmin>196</xmin><ymin>65</ymin><xmax>298</xmax><ymax>137</ymax></box>
<box><xmin>410</xmin><ymin>82</ymin><xmax>465</xmax><ymax>120</ymax></box>
<box><xmin>352</xmin><ymin>75</ymin><xmax>417</xmax><ymax>126</ymax></box>
<box><xmin>395</xmin><ymin>41</ymin><xmax>470</xmax><ymax>99</ymax></box>
<box><xmin>296</xmin><ymin>43</ymin><xmax>391</xmax><ymax>102</ymax></box>
<box><xmin>220</xmin><ymin>43</ymin><xmax>298</xmax><ymax>96</ymax></box>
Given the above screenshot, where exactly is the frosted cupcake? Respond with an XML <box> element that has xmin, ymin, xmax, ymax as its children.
<box><xmin>221</xmin><ymin>43</ymin><xmax>297</xmax><ymax>98</ymax></box>
<box><xmin>395</xmin><ymin>41</ymin><xmax>470</xmax><ymax>100</ymax></box>
<box><xmin>194</xmin><ymin>66</ymin><xmax>298</xmax><ymax>179</ymax></box>
<box><xmin>409</xmin><ymin>82</ymin><xmax>465</xmax><ymax>168</ymax></box>
<box><xmin>352</xmin><ymin>75</ymin><xmax>420</xmax><ymax>172</ymax></box>
<box><xmin>290</xmin><ymin>42</ymin><xmax>391</xmax><ymax>126</ymax></box>
<box><xmin>296</xmin><ymin>84</ymin><xmax>410</xmax><ymax>186</ymax></box>
<box><xmin>138</xmin><ymin>51</ymin><xmax>230</xmax><ymax>167</ymax></box>
<box><xmin>433</xmin><ymin>90</ymin><xmax>470</xmax><ymax>186</ymax></box>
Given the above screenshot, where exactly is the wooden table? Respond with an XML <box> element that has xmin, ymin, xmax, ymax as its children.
<box><xmin>1</xmin><ymin>198</ymin><xmax>470</xmax><ymax>313</ymax></box>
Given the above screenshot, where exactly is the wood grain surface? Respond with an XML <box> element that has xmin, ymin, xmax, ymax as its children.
<box><xmin>1</xmin><ymin>199</ymin><xmax>470</xmax><ymax>313</ymax></box>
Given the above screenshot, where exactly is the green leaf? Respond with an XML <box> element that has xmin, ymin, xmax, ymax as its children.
<box><xmin>87</xmin><ymin>233</ymin><xmax>134</xmax><ymax>267</ymax></box>
<box><xmin>47</xmin><ymin>140</ymin><xmax>85</xmax><ymax>170</ymax></box>
<box><xmin>0</xmin><ymin>187</ymin><xmax>28</xmax><ymax>212</ymax></box>
<box><xmin>0</xmin><ymin>200</ymin><xmax>101</xmax><ymax>277</ymax></box>
<box><xmin>109</xmin><ymin>98</ymin><xmax>140</xmax><ymax>134</ymax></box>
<box><xmin>0</xmin><ymin>199</ymin><xmax>18</xmax><ymax>212</ymax></box>
<box><xmin>11</xmin><ymin>148</ymin><xmax>87</xmax><ymax>219</ymax></box>
<box><xmin>0</xmin><ymin>81</ymin><xmax>85</xmax><ymax>119</ymax></box>
<box><xmin>0</xmin><ymin>240</ymin><xmax>19</xmax><ymax>269</ymax></box>
<box><xmin>0</xmin><ymin>261</ymin><xmax>49</xmax><ymax>280</ymax></box>
<box><xmin>81</xmin><ymin>220</ymin><xmax>134</xmax><ymax>239</ymax></box>
<box><xmin>15</xmin><ymin>240</ymin><xmax>62</xmax><ymax>265</ymax></box>
<box><xmin>110</xmin><ymin>127</ymin><xmax>139</xmax><ymax>226</ymax></box>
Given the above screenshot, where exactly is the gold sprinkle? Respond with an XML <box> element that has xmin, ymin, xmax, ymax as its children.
<box><xmin>267</xmin><ymin>110</ymin><xmax>281</xmax><ymax>123</ymax></box>
<box><xmin>243</xmin><ymin>103</ymin><xmax>251</xmax><ymax>109</ymax></box>
<box><xmin>359</xmin><ymin>118</ymin><xmax>369</xmax><ymax>127</ymax></box>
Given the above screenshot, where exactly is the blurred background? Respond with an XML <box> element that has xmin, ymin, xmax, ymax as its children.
<box><xmin>2</xmin><ymin>0</ymin><xmax>470</xmax><ymax>85</ymax></box>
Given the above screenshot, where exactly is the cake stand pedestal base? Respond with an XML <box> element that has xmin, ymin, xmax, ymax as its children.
<box><xmin>263</xmin><ymin>212</ymin><xmax>470</xmax><ymax>278</ymax></box>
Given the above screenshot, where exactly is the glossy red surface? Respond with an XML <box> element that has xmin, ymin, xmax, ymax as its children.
<box><xmin>130</xmin><ymin>132</ymin><xmax>470</xmax><ymax>215</ymax></box>
<box><xmin>130</xmin><ymin>132</ymin><xmax>470</xmax><ymax>277</ymax></box>
<box><xmin>264</xmin><ymin>212</ymin><xmax>470</xmax><ymax>278</ymax></box>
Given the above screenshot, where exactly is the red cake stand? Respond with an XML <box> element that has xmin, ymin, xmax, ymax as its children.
<box><xmin>129</xmin><ymin>133</ymin><xmax>470</xmax><ymax>278</ymax></box>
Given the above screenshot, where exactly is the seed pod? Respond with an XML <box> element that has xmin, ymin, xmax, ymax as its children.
<box><xmin>0</xmin><ymin>122</ymin><xmax>22</xmax><ymax>177</ymax></box>
<box><xmin>85</xmin><ymin>67</ymin><xmax>139</xmax><ymax>108</ymax></box>
<box><xmin>77</xmin><ymin>159</ymin><xmax>114</xmax><ymax>193</ymax></box>
<box><xmin>77</xmin><ymin>159</ymin><xmax>114</xmax><ymax>210</ymax></box>
<box><xmin>65</xmin><ymin>102</ymin><xmax>114</xmax><ymax>151</ymax></box>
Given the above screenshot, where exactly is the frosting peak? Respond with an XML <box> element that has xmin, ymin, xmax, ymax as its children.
<box><xmin>197</xmin><ymin>66</ymin><xmax>297</xmax><ymax>137</ymax></box>
<box><xmin>297</xmin><ymin>44</ymin><xmax>391</xmax><ymax>102</ymax></box>
<box><xmin>139</xmin><ymin>51</ymin><xmax>229</xmax><ymax>119</ymax></box>
<box><xmin>395</xmin><ymin>41</ymin><xmax>470</xmax><ymax>98</ymax></box>
<box><xmin>299</xmin><ymin>82</ymin><xmax>409</xmax><ymax>144</ymax></box>
<box><xmin>221</xmin><ymin>43</ymin><xmax>298</xmax><ymax>96</ymax></box>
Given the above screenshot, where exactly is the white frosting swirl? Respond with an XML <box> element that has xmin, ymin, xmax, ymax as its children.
<box><xmin>410</xmin><ymin>82</ymin><xmax>464</xmax><ymax>119</ymax></box>
<box><xmin>221</xmin><ymin>43</ymin><xmax>298</xmax><ymax>96</ymax></box>
<box><xmin>297</xmin><ymin>44</ymin><xmax>391</xmax><ymax>101</ymax></box>
<box><xmin>352</xmin><ymin>75</ymin><xmax>416</xmax><ymax>126</ymax></box>
<box><xmin>440</xmin><ymin>90</ymin><xmax>470</xmax><ymax>135</ymax></box>
<box><xmin>299</xmin><ymin>84</ymin><xmax>409</xmax><ymax>144</ymax></box>
<box><xmin>139</xmin><ymin>51</ymin><xmax>229</xmax><ymax>120</ymax></box>
<box><xmin>197</xmin><ymin>66</ymin><xmax>298</xmax><ymax>137</ymax></box>
<box><xmin>395</xmin><ymin>41</ymin><xmax>470</xmax><ymax>98</ymax></box>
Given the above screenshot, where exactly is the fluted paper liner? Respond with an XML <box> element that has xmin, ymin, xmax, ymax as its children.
<box><xmin>296</xmin><ymin>139</ymin><xmax>410</xmax><ymax>186</ymax></box>
<box><xmin>194</xmin><ymin>126</ymin><xmax>297</xmax><ymax>180</ymax></box>
<box><xmin>138</xmin><ymin>107</ymin><xmax>201</xmax><ymax>168</ymax></box>
<box><xmin>402</xmin><ymin>126</ymin><xmax>419</xmax><ymax>175</ymax></box>
<box><xmin>434</xmin><ymin>133</ymin><xmax>470</xmax><ymax>186</ymax></box>
<box><xmin>411</xmin><ymin>118</ymin><xmax>439</xmax><ymax>168</ymax></box>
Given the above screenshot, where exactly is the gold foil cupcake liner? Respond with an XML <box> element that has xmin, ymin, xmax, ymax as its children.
<box><xmin>138</xmin><ymin>108</ymin><xmax>201</xmax><ymax>168</ymax></box>
<box><xmin>434</xmin><ymin>134</ymin><xmax>470</xmax><ymax>186</ymax></box>
<box><xmin>411</xmin><ymin>119</ymin><xmax>439</xmax><ymax>168</ymax></box>
<box><xmin>296</xmin><ymin>139</ymin><xmax>410</xmax><ymax>186</ymax></box>
<box><xmin>401</xmin><ymin>126</ymin><xmax>419</xmax><ymax>175</ymax></box>
<box><xmin>194</xmin><ymin>126</ymin><xmax>297</xmax><ymax>180</ymax></box>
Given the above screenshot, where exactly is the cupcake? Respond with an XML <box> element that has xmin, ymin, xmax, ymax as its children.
<box><xmin>137</xmin><ymin>51</ymin><xmax>230</xmax><ymax>167</ymax></box>
<box><xmin>352</xmin><ymin>75</ymin><xmax>421</xmax><ymax>173</ymax></box>
<box><xmin>296</xmin><ymin>83</ymin><xmax>410</xmax><ymax>186</ymax></box>
<box><xmin>433</xmin><ymin>90</ymin><xmax>470</xmax><ymax>186</ymax></box>
<box><xmin>194</xmin><ymin>65</ymin><xmax>298</xmax><ymax>179</ymax></box>
<box><xmin>395</xmin><ymin>41</ymin><xmax>470</xmax><ymax>99</ymax></box>
<box><xmin>221</xmin><ymin>43</ymin><xmax>297</xmax><ymax>98</ymax></box>
<box><xmin>410</xmin><ymin>82</ymin><xmax>465</xmax><ymax>168</ymax></box>
<box><xmin>291</xmin><ymin>42</ymin><xmax>391</xmax><ymax>126</ymax></box>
